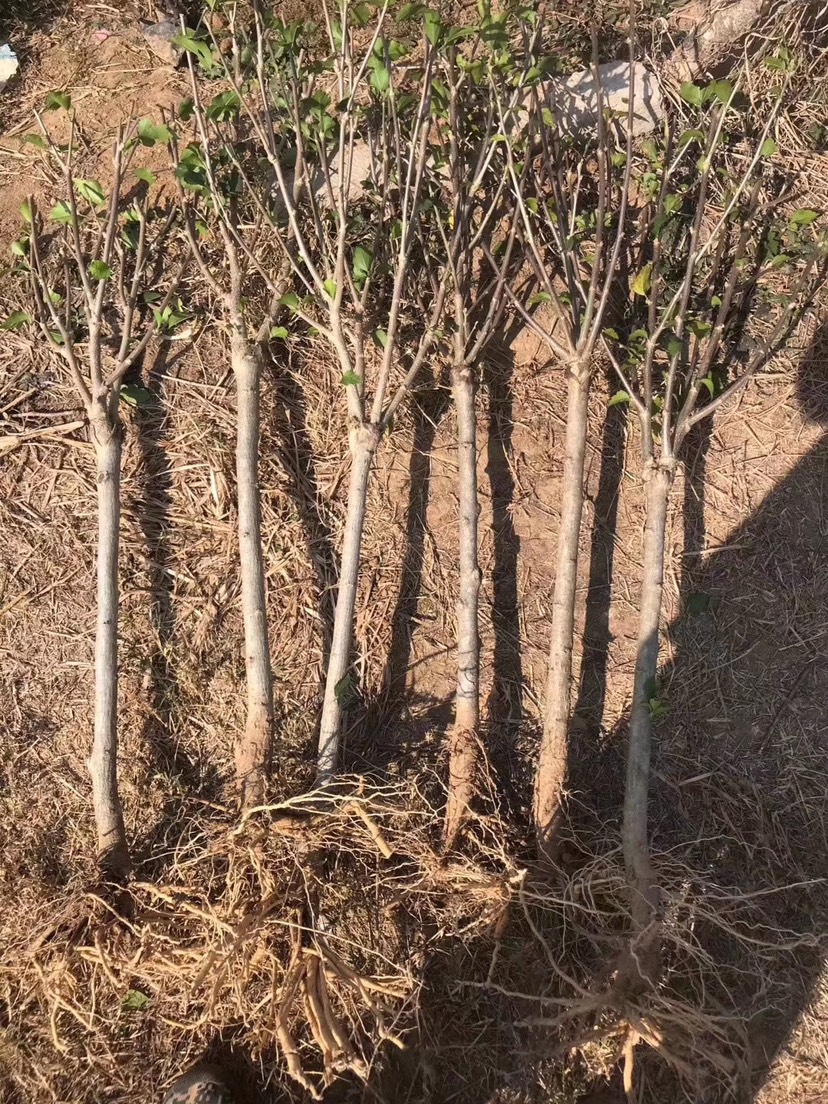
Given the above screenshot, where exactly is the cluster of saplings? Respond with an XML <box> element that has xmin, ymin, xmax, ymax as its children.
<box><xmin>6</xmin><ymin>0</ymin><xmax>825</xmax><ymax>990</ymax></box>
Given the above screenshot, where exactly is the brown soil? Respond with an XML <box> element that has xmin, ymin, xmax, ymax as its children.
<box><xmin>1</xmin><ymin>4</ymin><xmax>827</xmax><ymax>1104</ymax></box>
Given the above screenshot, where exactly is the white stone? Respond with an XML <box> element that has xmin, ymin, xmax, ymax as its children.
<box><xmin>0</xmin><ymin>44</ymin><xmax>19</xmax><ymax>93</ymax></box>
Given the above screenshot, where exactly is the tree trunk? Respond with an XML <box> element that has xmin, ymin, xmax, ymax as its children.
<box><xmin>231</xmin><ymin>333</ymin><xmax>275</xmax><ymax>808</ymax></box>
<box><xmin>317</xmin><ymin>427</ymin><xmax>378</xmax><ymax>782</ymax></box>
<box><xmin>445</xmin><ymin>365</ymin><xmax>481</xmax><ymax>849</ymax></box>
<box><xmin>534</xmin><ymin>367</ymin><xmax>591</xmax><ymax>859</ymax></box>
<box><xmin>621</xmin><ymin>461</ymin><xmax>674</xmax><ymax>981</ymax></box>
<box><xmin>87</xmin><ymin>405</ymin><xmax>130</xmax><ymax>879</ymax></box>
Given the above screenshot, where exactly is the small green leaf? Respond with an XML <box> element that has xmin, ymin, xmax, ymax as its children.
<box><xmin>50</xmin><ymin>201</ymin><xmax>73</xmax><ymax>225</ymax></box>
<box><xmin>710</xmin><ymin>294</ymin><xmax>722</xmax><ymax>308</ymax></box>
<box><xmin>24</xmin><ymin>133</ymin><xmax>47</xmax><ymax>150</ymax></box>
<box><xmin>352</xmin><ymin>245</ymin><xmax>372</xmax><ymax>288</ymax></box>
<box><xmin>270</xmin><ymin>326</ymin><xmax>289</xmax><ymax>340</ymax></box>
<box><xmin>700</xmin><ymin>375</ymin><xmax>715</xmax><ymax>396</ymax></box>
<box><xmin>1</xmin><ymin>311</ymin><xmax>32</xmax><ymax>331</ymax></box>
<box><xmin>341</xmin><ymin>370</ymin><xmax>361</xmax><ymax>387</ymax></box>
<box><xmin>528</xmin><ymin>291</ymin><xmax>551</xmax><ymax>308</ymax></box>
<box><xmin>542</xmin><ymin>107</ymin><xmax>555</xmax><ymax>127</ymax></box>
<box><xmin>76</xmin><ymin>179</ymin><xmax>106</xmax><ymax>207</ymax></box>
<box><xmin>678</xmin><ymin>128</ymin><xmax>705</xmax><ymax>149</ymax></box>
<box><xmin>603</xmin><ymin>327</ymin><xmax>619</xmax><ymax>341</ymax></box>
<box><xmin>790</xmin><ymin>208</ymin><xmax>819</xmax><ymax>227</ymax></box>
<box><xmin>373</xmin><ymin>328</ymin><xmax>388</xmax><ymax>349</ymax></box>
<box><xmin>122</xmin><ymin>988</ymin><xmax>151</xmax><ymax>1011</ymax></box>
<box><xmin>137</xmin><ymin>118</ymin><xmax>173</xmax><ymax>147</ymax></box>
<box><xmin>631</xmin><ymin>262</ymin><xmax>653</xmax><ymax>298</ymax></box>
<box><xmin>608</xmin><ymin>390</ymin><xmax>630</xmax><ymax>407</ymax></box>
<box><xmin>89</xmin><ymin>260</ymin><xmax>113</xmax><ymax>281</ymax></box>
<box><xmin>525</xmin><ymin>197</ymin><xmax>539</xmax><ymax>215</ymax></box>
<box><xmin>206</xmin><ymin>91</ymin><xmax>241</xmax><ymax>123</ymax></box>
<box><xmin>179</xmin><ymin>98</ymin><xmax>195</xmax><ymax>121</ymax></box>
<box><xmin>323</xmin><ymin>278</ymin><xmax>337</xmax><ymax>299</ymax></box>
<box><xmin>120</xmin><ymin>384</ymin><xmax>153</xmax><ymax>407</ymax></box>
<box><xmin>679</xmin><ymin>82</ymin><xmax>704</xmax><ymax>108</ymax></box>
<box><xmin>706</xmin><ymin>79</ymin><xmax>733</xmax><ymax>104</ymax></box>
<box><xmin>760</xmin><ymin>137</ymin><xmax>778</xmax><ymax>158</ymax></box>
<box><xmin>44</xmin><ymin>90</ymin><xmax>71</xmax><ymax>111</ymax></box>
<box><xmin>334</xmin><ymin>670</ymin><xmax>359</xmax><ymax>708</ymax></box>
<box><xmin>423</xmin><ymin>9</ymin><xmax>442</xmax><ymax>46</ymax></box>
<box><xmin>135</xmin><ymin>167</ymin><xmax>157</xmax><ymax>185</ymax></box>
<box><xmin>10</xmin><ymin>239</ymin><xmax>28</xmax><ymax>257</ymax></box>
<box><xmin>398</xmin><ymin>1</ymin><xmax>425</xmax><ymax>18</ymax></box>
<box><xmin>20</xmin><ymin>200</ymin><xmax>32</xmax><ymax>223</ymax></box>
<box><xmin>280</xmin><ymin>292</ymin><xmax>300</xmax><ymax>310</ymax></box>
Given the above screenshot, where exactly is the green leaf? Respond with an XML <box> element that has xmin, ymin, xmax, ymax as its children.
<box><xmin>135</xmin><ymin>167</ymin><xmax>157</xmax><ymax>185</ymax></box>
<box><xmin>678</xmin><ymin>128</ymin><xmax>705</xmax><ymax>149</ymax></box>
<box><xmin>341</xmin><ymin>370</ymin><xmax>361</xmax><ymax>387</ymax></box>
<box><xmin>679</xmin><ymin>82</ymin><xmax>704</xmax><ymax>107</ymax></box>
<box><xmin>270</xmin><ymin>326</ymin><xmax>289</xmax><ymax>340</ymax></box>
<box><xmin>373</xmin><ymin>328</ymin><xmax>388</xmax><ymax>349</ymax></box>
<box><xmin>137</xmin><ymin>118</ymin><xmax>173</xmax><ymax>147</ymax></box>
<box><xmin>541</xmin><ymin>107</ymin><xmax>555</xmax><ymax>127</ymax></box>
<box><xmin>122</xmin><ymin>989</ymin><xmax>151</xmax><ymax>1011</ymax></box>
<box><xmin>528</xmin><ymin>291</ymin><xmax>551</xmax><ymax>308</ymax></box>
<box><xmin>50</xmin><ymin>201</ymin><xmax>73</xmax><ymax>225</ymax></box>
<box><xmin>352</xmin><ymin>245</ymin><xmax>372</xmax><ymax>288</ymax></box>
<box><xmin>1</xmin><ymin>311</ymin><xmax>32</xmax><ymax>331</ymax></box>
<box><xmin>76</xmin><ymin>179</ymin><xmax>106</xmax><ymax>207</ymax></box>
<box><xmin>280</xmin><ymin>292</ymin><xmax>300</xmax><ymax>310</ymax></box>
<box><xmin>24</xmin><ymin>133</ymin><xmax>47</xmax><ymax>150</ymax></box>
<box><xmin>398</xmin><ymin>1</ymin><xmax>425</xmax><ymax>18</ymax></box>
<box><xmin>423</xmin><ymin>9</ymin><xmax>442</xmax><ymax>46</ymax></box>
<box><xmin>119</xmin><ymin>385</ymin><xmax>153</xmax><ymax>407</ymax></box>
<box><xmin>706</xmin><ymin>79</ymin><xmax>733</xmax><ymax>104</ymax></box>
<box><xmin>323</xmin><ymin>278</ymin><xmax>337</xmax><ymax>299</ymax></box>
<box><xmin>10</xmin><ymin>239</ymin><xmax>28</xmax><ymax>257</ymax></box>
<box><xmin>760</xmin><ymin>137</ymin><xmax>778</xmax><ymax>158</ymax></box>
<box><xmin>608</xmin><ymin>390</ymin><xmax>630</xmax><ymax>407</ymax></box>
<box><xmin>631</xmin><ymin>262</ymin><xmax>653</xmax><ymax>298</ymax></box>
<box><xmin>206</xmin><ymin>91</ymin><xmax>241</xmax><ymax>123</ymax></box>
<box><xmin>710</xmin><ymin>294</ymin><xmax>722</xmax><ymax>308</ymax></box>
<box><xmin>20</xmin><ymin>200</ymin><xmax>32</xmax><ymax>223</ymax></box>
<box><xmin>44</xmin><ymin>90</ymin><xmax>71</xmax><ymax>111</ymax></box>
<box><xmin>603</xmin><ymin>327</ymin><xmax>619</xmax><ymax>341</ymax></box>
<box><xmin>172</xmin><ymin>31</ymin><xmax>216</xmax><ymax>71</ymax></box>
<box><xmin>700</xmin><ymin>375</ymin><xmax>715</xmax><ymax>396</ymax></box>
<box><xmin>334</xmin><ymin>670</ymin><xmax>359</xmax><ymax>708</ymax></box>
<box><xmin>790</xmin><ymin>208</ymin><xmax>819</xmax><ymax>226</ymax></box>
<box><xmin>89</xmin><ymin>260</ymin><xmax>113</xmax><ymax>281</ymax></box>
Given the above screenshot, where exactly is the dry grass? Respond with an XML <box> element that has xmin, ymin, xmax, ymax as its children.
<box><xmin>2</xmin><ymin>3</ymin><xmax>828</xmax><ymax>1104</ymax></box>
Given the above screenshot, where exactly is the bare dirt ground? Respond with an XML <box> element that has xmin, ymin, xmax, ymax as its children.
<box><xmin>1</xmin><ymin>2</ymin><xmax>828</xmax><ymax>1103</ymax></box>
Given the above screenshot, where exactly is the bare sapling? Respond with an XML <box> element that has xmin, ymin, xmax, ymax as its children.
<box><xmin>495</xmin><ymin>22</ymin><xmax>638</xmax><ymax>858</ymax></box>
<box><xmin>604</xmin><ymin>73</ymin><xmax>828</xmax><ymax>983</ymax></box>
<box><xmin>167</xmin><ymin>30</ymin><xmax>299</xmax><ymax>807</ymax></box>
<box><xmin>11</xmin><ymin>105</ymin><xmax>186</xmax><ymax>877</ymax></box>
<box><xmin>429</xmin><ymin>19</ymin><xmax>524</xmax><ymax>848</ymax></box>
<box><xmin>228</xmin><ymin>3</ymin><xmax>449</xmax><ymax>781</ymax></box>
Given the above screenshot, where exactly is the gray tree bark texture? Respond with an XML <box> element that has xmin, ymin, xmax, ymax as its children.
<box><xmin>622</xmin><ymin>463</ymin><xmax>675</xmax><ymax>961</ymax></box>
<box><xmin>317</xmin><ymin>428</ymin><xmax>379</xmax><ymax>781</ymax></box>
<box><xmin>231</xmin><ymin>331</ymin><xmax>275</xmax><ymax>808</ymax></box>
<box><xmin>445</xmin><ymin>365</ymin><xmax>482</xmax><ymax>849</ymax></box>
<box><xmin>87</xmin><ymin>405</ymin><xmax>130</xmax><ymax>879</ymax></box>
<box><xmin>534</xmin><ymin>367</ymin><xmax>591</xmax><ymax>858</ymax></box>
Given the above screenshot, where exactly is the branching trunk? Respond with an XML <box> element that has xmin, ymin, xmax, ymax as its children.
<box><xmin>87</xmin><ymin>404</ymin><xmax>130</xmax><ymax>879</ymax></box>
<box><xmin>621</xmin><ymin>461</ymin><xmax>674</xmax><ymax>983</ymax></box>
<box><xmin>445</xmin><ymin>365</ymin><xmax>481</xmax><ymax>848</ymax></box>
<box><xmin>231</xmin><ymin>331</ymin><xmax>275</xmax><ymax>808</ymax></box>
<box><xmin>534</xmin><ymin>366</ymin><xmax>590</xmax><ymax>859</ymax></box>
<box><xmin>317</xmin><ymin>427</ymin><xmax>378</xmax><ymax>782</ymax></box>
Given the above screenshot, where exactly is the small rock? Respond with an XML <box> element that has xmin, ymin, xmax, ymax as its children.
<box><xmin>0</xmin><ymin>43</ymin><xmax>19</xmax><ymax>93</ymax></box>
<box><xmin>142</xmin><ymin>20</ymin><xmax>183</xmax><ymax>67</ymax></box>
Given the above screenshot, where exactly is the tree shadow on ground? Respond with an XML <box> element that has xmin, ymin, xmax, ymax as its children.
<box><xmin>351</xmin><ymin>322</ymin><xmax>828</xmax><ymax>1104</ymax></box>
